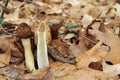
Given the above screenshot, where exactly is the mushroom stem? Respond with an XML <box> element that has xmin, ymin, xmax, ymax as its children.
<box><xmin>37</xmin><ymin>22</ymin><xmax>49</xmax><ymax>68</ymax></box>
<box><xmin>21</xmin><ymin>38</ymin><xmax>35</xmax><ymax>72</ymax></box>
<box><xmin>17</xmin><ymin>23</ymin><xmax>36</xmax><ymax>72</ymax></box>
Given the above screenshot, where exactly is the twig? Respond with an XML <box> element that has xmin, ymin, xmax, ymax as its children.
<box><xmin>79</xmin><ymin>35</ymin><xmax>97</xmax><ymax>44</ymax></box>
<box><xmin>0</xmin><ymin>60</ymin><xmax>8</xmax><ymax>68</ymax></box>
<box><xmin>1</xmin><ymin>0</ymin><xmax>10</xmax><ymax>19</ymax></box>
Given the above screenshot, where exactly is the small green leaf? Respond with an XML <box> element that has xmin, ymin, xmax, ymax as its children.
<box><xmin>0</xmin><ymin>18</ymin><xmax>6</xmax><ymax>26</ymax></box>
<box><xmin>64</xmin><ymin>23</ymin><xmax>77</xmax><ymax>28</ymax></box>
<box><xmin>48</xmin><ymin>22</ymin><xmax>53</xmax><ymax>29</ymax></box>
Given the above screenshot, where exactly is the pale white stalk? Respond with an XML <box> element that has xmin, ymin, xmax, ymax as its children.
<box><xmin>21</xmin><ymin>38</ymin><xmax>35</xmax><ymax>72</ymax></box>
<box><xmin>37</xmin><ymin>22</ymin><xmax>49</xmax><ymax>68</ymax></box>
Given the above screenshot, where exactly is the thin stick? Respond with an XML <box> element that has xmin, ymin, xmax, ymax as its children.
<box><xmin>80</xmin><ymin>34</ymin><xmax>97</xmax><ymax>44</ymax></box>
<box><xmin>1</xmin><ymin>0</ymin><xmax>10</xmax><ymax>19</ymax></box>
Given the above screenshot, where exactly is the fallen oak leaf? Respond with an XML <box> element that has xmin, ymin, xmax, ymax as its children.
<box><xmin>92</xmin><ymin>22</ymin><xmax>120</xmax><ymax>64</ymax></box>
<box><xmin>10</xmin><ymin>37</ymin><xmax>23</xmax><ymax>58</ymax></box>
<box><xmin>0</xmin><ymin>75</ymin><xmax>6</xmax><ymax>80</ymax></box>
<box><xmin>68</xmin><ymin>30</ymin><xmax>95</xmax><ymax>57</ymax></box>
<box><xmin>102</xmin><ymin>61</ymin><xmax>120</xmax><ymax>78</ymax></box>
<box><xmin>20</xmin><ymin>41</ymin><xmax>109</xmax><ymax>80</ymax></box>
<box><xmin>48</xmin><ymin>39</ymin><xmax>76</xmax><ymax>64</ymax></box>
<box><xmin>0</xmin><ymin>35</ymin><xmax>24</xmax><ymax>66</ymax></box>
<box><xmin>0</xmin><ymin>36</ymin><xmax>11</xmax><ymax>67</ymax></box>
<box><xmin>0</xmin><ymin>65</ymin><xmax>24</xmax><ymax>79</ymax></box>
<box><xmin>76</xmin><ymin>41</ymin><xmax>106</xmax><ymax>68</ymax></box>
<box><xmin>21</xmin><ymin>62</ymin><xmax>110</xmax><ymax>80</ymax></box>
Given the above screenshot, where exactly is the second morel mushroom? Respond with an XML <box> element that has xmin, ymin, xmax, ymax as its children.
<box><xmin>17</xmin><ymin>23</ymin><xmax>35</xmax><ymax>72</ymax></box>
<box><xmin>37</xmin><ymin>21</ymin><xmax>49</xmax><ymax>68</ymax></box>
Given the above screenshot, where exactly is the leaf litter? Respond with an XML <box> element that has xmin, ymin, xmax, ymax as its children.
<box><xmin>0</xmin><ymin>0</ymin><xmax>120</xmax><ymax>80</ymax></box>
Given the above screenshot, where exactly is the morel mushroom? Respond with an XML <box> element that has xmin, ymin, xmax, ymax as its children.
<box><xmin>37</xmin><ymin>21</ymin><xmax>49</xmax><ymax>68</ymax></box>
<box><xmin>17</xmin><ymin>23</ymin><xmax>35</xmax><ymax>72</ymax></box>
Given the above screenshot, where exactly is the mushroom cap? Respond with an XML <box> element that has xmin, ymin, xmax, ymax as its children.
<box><xmin>34</xmin><ymin>21</ymin><xmax>51</xmax><ymax>45</ymax></box>
<box><xmin>17</xmin><ymin>23</ymin><xmax>32</xmax><ymax>39</ymax></box>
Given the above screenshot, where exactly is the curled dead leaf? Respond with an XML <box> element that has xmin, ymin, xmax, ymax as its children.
<box><xmin>48</xmin><ymin>39</ymin><xmax>76</xmax><ymax>64</ymax></box>
<box><xmin>92</xmin><ymin>22</ymin><xmax>120</xmax><ymax>64</ymax></box>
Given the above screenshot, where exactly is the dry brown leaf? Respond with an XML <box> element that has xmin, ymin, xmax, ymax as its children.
<box><xmin>0</xmin><ymin>47</ymin><xmax>11</xmax><ymax>67</ymax></box>
<box><xmin>0</xmin><ymin>65</ymin><xmax>24</xmax><ymax>79</ymax></box>
<box><xmin>68</xmin><ymin>32</ymin><xmax>87</xmax><ymax>57</ymax></box>
<box><xmin>0</xmin><ymin>0</ymin><xmax>120</xmax><ymax>79</ymax></box>
<box><xmin>51</xmin><ymin>21</ymin><xmax>63</xmax><ymax>39</ymax></box>
<box><xmin>81</xmin><ymin>14</ymin><xmax>93</xmax><ymax>29</ymax></box>
<box><xmin>0</xmin><ymin>75</ymin><xmax>6</xmax><ymax>80</ymax></box>
<box><xmin>45</xmin><ymin>6</ymin><xmax>63</xmax><ymax>15</ymax></box>
<box><xmin>92</xmin><ymin>22</ymin><xmax>120</xmax><ymax>64</ymax></box>
<box><xmin>64</xmin><ymin>0</ymin><xmax>81</xmax><ymax>6</ymax></box>
<box><xmin>76</xmin><ymin>41</ymin><xmax>106</xmax><ymax>68</ymax></box>
<box><xmin>44</xmin><ymin>0</ymin><xmax>63</xmax><ymax>4</ymax></box>
<box><xmin>48</xmin><ymin>39</ymin><xmax>76</xmax><ymax>64</ymax></box>
<box><xmin>20</xmin><ymin>41</ymin><xmax>108</xmax><ymax>80</ymax></box>
<box><xmin>21</xmin><ymin>62</ymin><xmax>110</xmax><ymax>80</ymax></box>
<box><xmin>0</xmin><ymin>35</ymin><xmax>23</xmax><ymax>66</ymax></box>
<box><xmin>102</xmin><ymin>61</ymin><xmax>120</xmax><ymax>78</ymax></box>
<box><xmin>0</xmin><ymin>36</ymin><xmax>11</xmax><ymax>67</ymax></box>
<box><xmin>113</xmin><ymin>3</ymin><xmax>120</xmax><ymax>17</ymax></box>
